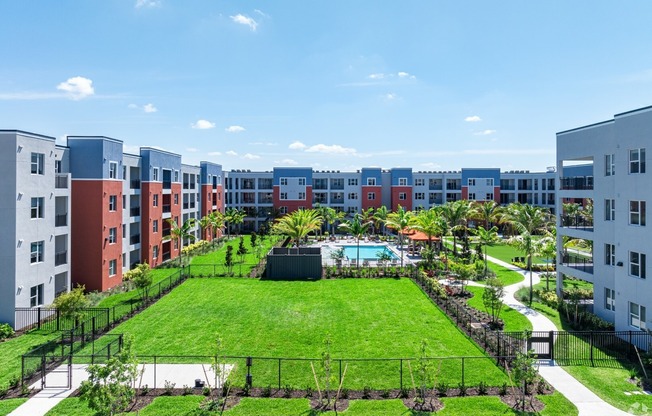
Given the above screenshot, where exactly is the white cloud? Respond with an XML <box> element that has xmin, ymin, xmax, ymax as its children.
<box><xmin>243</xmin><ymin>153</ymin><xmax>261</xmax><ymax>160</ymax></box>
<box><xmin>277</xmin><ymin>158</ymin><xmax>298</xmax><ymax>166</ymax></box>
<box><xmin>230</xmin><ymin>14</ymin><xmax>258</xmax><ymax>31</ymax></box>
<box><xmin>385</xmin><ymin>93</ymin><xmax>397</xmax><ymax>101</ymax></box>
<box><xmin>249</xmin><ymin>141</ymin><xmax>277</xmax><ymax>146</ymax></box>
<box><xmin>186</xmin><ymin>147</ymin><xmax>198</xmax><ymax>152</ymax></box>
<box><xmin>368</xmin><ymin>73</ymin><xmax>385</xmax><ymax>79</ymax></box>
<box><xmin>191</xmin><ymin>119</ymin><xmax>216</xmax><ymax>129</ymax></box>
<box><xmin>135</xmin><ymin>0</ymin><xmax>160</xmax><ymax>8</ymax></box>
<box><xmin>474</xmin><ymin>129</ymin><xmax>497</xmax><ymax>136</ymax></box>
<box><xmin>56</xmin><ymin>76</ymin><xmax>95</xmax><ymax>100</ymax></box>
<box><xmin>398</xmin><ymin>71</ymin><xmax>416</xmax><ymax>79</ymax></box>
<box><xmin>226</xmin><ymin>150</ymin><xmax>238</xmax><ymax>156</ymax></box>
<box><xmin>304</xmin><ymin>144</ymin><xmax>356</xmax><ymax>155</ymax></box>
<box><xmin>225</xmin><ymin>125</ymin><xmax>245</xmax><ymax>133</ymax></box>
<box><xmin>464</xmin><ymin>115</ymin><xmax>482</xmax><ymax>122</ymax></box>
<box><xmin>289</xmin><ymin>141</ymin><xmax>307</xmax><ymax>150</ymax></box>
<box><xmin>208</xmin><ymin>151</ymin><xmax>222</xmax><ymax>156</ymax></box>
<box><xmin>254</xmin><ymin>9</ymin><xmax>268</xmax><ymax>17</ymax></box>
<box><xmin>143</xmin><ymin>103</ymin><xmax>157</xmax><ymax>113</ymax></box>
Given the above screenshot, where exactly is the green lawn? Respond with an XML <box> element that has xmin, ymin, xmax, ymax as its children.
<box><xmin>0</xmin><ymin>398</ymin><xmax>28</xmax><ymax>416</ymax></box>
<box><xmin>0</xmin><ymin>330</ymin><xmax>61</xmax><ymax>388</ymax></box>
<box><xmin>465</xmin><ymin>286</ymin><xmax>532</xmax><ymax>332</ymax></box>
<box><xmin>486</xmin><ymin>262</ymin><xmax>524</xmax><ymax>286</ymax></box>
<box><xmin>189</xmin><ymin>235</ymin><xmax>282</xmax><ymax>277</ymax></box>
<box><xmin>484</xmin><ymin>242</ymin><xmax>547</xmax><ymax>265</ymax></box>
<box><xmin>95</xmin><ymin>278</ymin><xmax>507</xmax><ymax>389</ymax></box>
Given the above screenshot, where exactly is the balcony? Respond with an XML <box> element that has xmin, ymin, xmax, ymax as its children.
<box><xmin>130</xmin><ymin>180</ymin><xmax>141</xmax><ymax>190</ymax></box>
<box><xmin>561</xmin><ymin>253</ymin><xmax>593</xmax><ymax>274</ymax></box>
<box><xmin>163</xmin><ymin>181</ymin><xmax>172</xmax><ymax>190</ymax></box>
<box><xmin>130</xmin><ymin>235</ymin><xmax>140</xmax><ymax>245</ymax></box>
<box><xmin>560</xmin><ymin>176</ymin><xmax>593</xmax><ymax>190</ymax></box>
<box><xmin>130</xmin><ymin>207</ymin><xmax>140</xmax><ymax>217</ymax></box>
<box><xmin>55</xmin><ymin>214</ymin><xmax>67</xmax><ymax>227</ymax></box>
<box><xmin>429</xmin><ymin>184</ymin><xmax>443</xmax><ymax>190</ymax></box>
<box><xmin>163</xmin><ymin>204</ymin><xmax>171</xmax><ymax>214</ymax></box>
<box><xmin>55</xmin><ymin>251</ymin><xmax>67</xmax><ymax>266</ymax></box>
<box><xmin>560</xmin><ymin>215</ymin><xmax>593</xmax><ymax>231</ymax></box>
<box><xmin>55</xmin><ymin>174</ymin><xmax>68</xmax><ymax>189</ymax></box>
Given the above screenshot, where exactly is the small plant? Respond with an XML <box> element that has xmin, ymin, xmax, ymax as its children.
<box><xmin>262</xmin><ymin>384</ymin><xmax>272</xmax><ymax>397</ymax></box>
<box><xmin>163</xmin><ymin>380</ymin><xmax>176</xmax><ymax>396</ymax></box>
<box><xmin>200</xmin><ymin>398</ymin><xmax>223</xmax><ymax>412</ymax></box>
<box><xmin>20</xmin><ymin>384</ymin><xmax>32</xmax><ymax>397</ymax></box>
<box><xmin>536</xmin><ymin>378</ymin><xmax>549</xmax><ymax>394</ymax></box>
<box><xmin>221</xmin><ymin>379</ymin><xmax>231</xmax><ymax>397</ymax></box>
<box><xmin>362</xmin><ymin>385</ymin><xmax>372</xmax><ymax>399</ymax></box>
<box><xmin>399</xmin><ymin>386</ymin><xmax>410</xmax><ymax>398</ymax></box>
<box><xmin>435</xmin><ymin>381</ymin><xmax>448</xmax><ymax>397</ymax></box>
<box><xmin>340</xmin><ymin>388</ymin><xmax>349</xmax><ymax>399</ymax></box>
<box><xmin>140</xmin><ymin>384</ymin><xmax>150</xmax><ymax>396</ymax></box>
<box><xmin>283</xmin><ymin>384</ymin><xmax>293</xmax><ymax>398</ymax></box>
<box><xmin>499</xmin><ymin>382</ymin><xmax>508</xmax><ymax>396</ymax></box>
<box><xmin>477</xmin><ymin>381</ymin><xmax>487</xmax><ymax>396</ymax></box>
<box><xmin>380</xmin><ymin>389</ymin><xmax>390</xmax><ymax>398</ymax></box>
<box><xmin>9</xmin><ymin>376</ymin><xmax>20</xmax><ymax>389</ymax></box>
<box><xmin>0</xmin><ymin>385</ymin><xmax>8</xmax><ymax>399</ymax></box>
<box><xmin>0</xmin><ymin>323</ymin><xmax>15</xmax><ymax>340</ymax></box>
<box><xmin>457</xmin><ymin>382</ymin><xmax>467</xmax><ymax>397</ymax></box>
<box><xmin>304</xmin><ymin>385</ymin><xmax>313</xmax><ymax>398</ymax></box>
<box><xmin>629</xmin><ymin>367</ymin><xmax>639</xmax><ymax>380</ymax></box>
<box><xmin>202</xmin><ymin>386</ymin><xmax>211</xmax><ymax>396</ymax></box>
<box><xmin>242</xmin><ymin>383</ymin><xmax>250</xmax><ymax>397</ymax></box>
<box><xmin>182</xmin><ymin>384</ymin><xmax>193</xmax><ymax>396</ymax></box>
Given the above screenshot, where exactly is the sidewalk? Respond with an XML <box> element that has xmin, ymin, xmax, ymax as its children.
<box><xmin>486</xmin><ymin>255</ymin><xmax>630</xmax><ymax>416</ymax></box>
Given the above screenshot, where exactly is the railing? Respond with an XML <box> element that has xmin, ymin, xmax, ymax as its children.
<box><xmin>130</xmin><ymin>180</ymin><xmax>141</xmax><ymax>190</ymax></box>
<box><xmin>55</xmin><ymin>214</ymin><xmax>67</xmax><ymax>227</ymax></box>
<box><xmin>560</xmin><ymin>215</ymin><xmax>593</xmax><ymax>230</ymax></box>
<box><xmin>162</xmin><ymin>204</ymin><xmax>171</xmax><ymax>213</ymax></box>
<box><xmin>561</xmin><ymin>253</ymin><xmax>593</xmax><ymax>273</ymax></box>
<box><xmin>54</xmin><ymin>174</ymin><xmax>68</xmax><ymax>189</ymax></box>
<box><xmin>429</xmin><ymin>184</ymin><xmax>443</xmax><ymax>190</ymax></box>
<box><xmin>54</xmin><ymin>251</ymin><xmax>67</xmax><ymax>266</ymax></box>
<box><xmin>560</xmin><ymin>176</ymin><xmax>593</xmax><ymax>190</ymax></box>
<box><xmin>130</xmin><ymin>207</ymin><xmax>140</xmax><ymax>217</ymax></box>
<box><xmin>130</xmin><ymin>235</ymin><xmax>140</xmax><ymax>245</ymax></box>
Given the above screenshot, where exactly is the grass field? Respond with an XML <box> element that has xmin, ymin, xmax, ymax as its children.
<box><xmin>484</xmin><ymin>241</ymin><xmax>547</xmax><ymax>265</ymax></box>
<box><xmin>464</xmin><ymin>286</ymin><xmax>532</xmax><ymax>332</ymax></box>
<box><xmin>0</xmin><ymin>398</ymin><xmax>27</xmax><ymax>416</ymax></box>
<box><xmin>189</xmin><ymin>235</ymin><xmax>282</xmax><ymax>277</ymax></box>
<box><xmin>97</xmin><ymin>278</ymin><xmax>508</xmax><ymax>389</ymax></box>
<box><xmin>0</xmin><ymin>330</ymin><xmax>60</xmax><ymax>388</ymax></box>
<box><xmin>486</xmin><ymin>262</ymin><xmax>524</xmax><ymax>287</ymax></box>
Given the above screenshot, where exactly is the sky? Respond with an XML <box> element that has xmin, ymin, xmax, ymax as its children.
<box><xmin>2</xmin><ymin>1</ymin><xmax>652</xmax><ymax>172</ymax></box>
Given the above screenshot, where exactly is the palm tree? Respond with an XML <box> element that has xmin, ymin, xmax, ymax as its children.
<box><xmin>473</xmin><ymin>226</ymin><xmax>499</xmax><ymax>277</ymax></box>
<box><xmin>411</xmin><ymin>207</ymin><xmax>444</xmax><ymax>249</ymax></box>
<box><xmin>504</xmin><ymin>203</ymin><xmax>553</xmax><ymax>304</ymax></box>
<box><xmin>373</xmin><ymin>205</ymin><xmax>389</xmax><ymax>237</ymax></box>
<box><xmin>164</xmin><ymin>218</ymin><xmax>196</xmax><ymax>266</ymax></box>
<box><xmin>208</xmin><ymin>211</ymin><xmax>225</xmax><ymax>240</ymax></box>
<box><xmin>199</xmin><ymin>215</ymin><xmax>212</xmax><ymax>241</ymax></box>
<box><xmin>440</xmin><ymin>200</ymin><xmax>471</xmax><ymax>255</ymax></box>
<box><xmin>537</xmin><ymin>235</ymin><xmax>556</xmax><ymax>291</ymax></box>
<box><xmin>225</xmin><ymin>207</ymin><xmax>245</xmax><ymax>239</ymax></box>
<box><xmin>385</xmin><ymin>205</ymin><xmax>414</xmax><ymax>267</ymax></box>
<box><xmin>338</xmin><ymin>214</ymin><xmax>372</xmax><ymax>268</ymax></box>
<box><xmin>361</xmin><ymin>208</ymin><xmax>376</xmax><ymax>236</ymax></box>
<box><xmin>470</xmin><ymin>200</ymin><xmax>504</xmax><ymax>229</ymax></box>
<box><xmin>271</xmin><ymin>209</ymin><xmax>323</xmax><ymax>247</ymax></box>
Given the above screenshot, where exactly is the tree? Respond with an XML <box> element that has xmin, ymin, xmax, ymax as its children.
<box><xmin>79</xmin><ymin>334</ymin><xmax>139</xmax><ymax>416</ymax></box>
<box><xmin>338</xmin><ymin>214</ymin><xmax>371</xmax><ymax>268</ymax></box>
<box><xmin>271</xmin><ymin>209</ymin><xmax>323</xmax><ymax>247</ymax></box>
<box><xmin>473</xmin><ymin>226</ymin><xmax>499</xmax><ymax>277</ymax></box>
<box><xmin>385</xmin><ymin>205</ymin><xmax>414</xmax><ymax>267</ymax></box>
<box><xmin>224</xmin><ymin>207</ymin><xmax>245</xmax><ymax>239</ymax></box>
<box><xmin>207</xmin><ymin>210</ymin><xmax>225</xmax><ymax>240</ymax></box>
<box><xmin>224</xmin><ymin>246</ymin><xmax>234</xmax><ymax>274</ymax></box>
<box><xmin>482</xmin><ymin>277</ymin><xmax>505</xmax><ymax>328</ymax></box>
<box><xmin>504</xmin><ymin>203</ymin><xmax>553</xmax><ymax>305</ymax></box>
<box><xmin>237</xmin><ymin>236</ymin><xmax>248</xmax><ymax>263</ymax></box>
<box><xmin>360</xmin><ymin>207</ymin><xmax>376</xmax><ymax>235</ymax></box>
<box><xmin>440</xmin><ymin>200</ymin><xmax>471</xmax><ymax>256</ymax></box>
<box><xmin>128</xmin><ymin>263</ymin><xmax>152</xmax><ymax>302</ymax></box>
<box><xmin>51</xmin><ymin>285</ymin><xmax>90</xmax><ymax>326</ymax></box>
<box><xmin>511</xmin><ymin>349</ymin><xmax>538</xmax><ymax>411</ymax></box>
<box><xmin>537</xmin><ymin>235</ymin><xmax>556</xmax><ymax>291</ymax></box>
<box><xmin>164</xmin><ymin>218</ymin><xmax>196</xmax><ymax>266</ymax></box>
<box><xmin>373</xmin><ymin>205</ymin><xmax>389</xmax><ymax>237</ymax></box>
<box><xmin>470</xmin><ymin>200</ymin><xmax>503</xmax><ymax>229</ymax></box>
<box><xmin>411</xmin><ymin>207</ymin><xmax>445</xmax><ymax>250</ymax></box>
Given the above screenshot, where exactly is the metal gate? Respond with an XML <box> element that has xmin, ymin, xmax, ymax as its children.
<box><xmin>41</xmin><ymin>355</ymin><xmax>72</xmax><ymax>389</ymax></box>
<box><xmin>526</xmin><ymin>331</ymin><xmax>554</xmax><ymax>360</ymax></box>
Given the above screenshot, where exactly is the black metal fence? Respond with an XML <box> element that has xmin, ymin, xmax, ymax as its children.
<box><xmin>560</xmin><ymin>253</ymin><xmax>593</xmax><ymax>274</ymax></box>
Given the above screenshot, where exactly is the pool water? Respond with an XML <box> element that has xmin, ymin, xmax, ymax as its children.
<box><xmin>340</xmin><ymin>245</ymin><xmax>398</xmax><ymax>260</ymax></box>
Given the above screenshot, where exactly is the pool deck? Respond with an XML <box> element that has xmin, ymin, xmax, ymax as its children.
<box><xmin>314</xmin><ymin>237</ymin><xmax>421</xmax><ymax>266</ymax></box>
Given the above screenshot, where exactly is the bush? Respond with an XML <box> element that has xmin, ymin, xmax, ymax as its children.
<box><xmin>0</xmin><ymin>323</ymin><xmax>15</xmax><ymax>340</ymax></box>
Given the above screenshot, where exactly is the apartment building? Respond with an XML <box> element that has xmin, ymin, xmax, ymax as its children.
<box><xmin>557</xmin><ymin>106</ymin><xmax>651</xmax><ymax>337</ymax></box>
<box><xmin>0</xmin><ymin>131</ymin><xmax>71</xmax><ymax>328</ymax></box>
<box><xmin>226</xmin><ymin>167</ymin><xmax>557</xmax><ymax>232</ymax></box>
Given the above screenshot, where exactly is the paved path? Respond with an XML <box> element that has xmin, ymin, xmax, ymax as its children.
<box><xmin>9</xmin><ymin>364</ymin><xmax>231</xmax><ymax>416</ymax></box>
<box><xmin>485</xmin><ymin>255</ymin><xmax>630</xmax><ymax>416</ymax></box>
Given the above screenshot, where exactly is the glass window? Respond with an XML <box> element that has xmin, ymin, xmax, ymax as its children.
<box><xmin>153</xmin><ymin>220</ymin><xmax>159</xmax><ymax>233</ymax></box>
<box><xmin>30</xmin><ymin>241</ymin><xmax>44</xmax><ymax>264</ymax></box>
<box><xmin>367</xmin><ymin>178</ymin><xmax>376</xmax><ymax>186</ymax></box>
<box><xmin>399</xmin><ymin>192</ymin><xmax>407</xmax><ymax>200</ymax></box>
<box><xmin>630</xmin><ymin>200</ymin><xmax>646</xmax><ymax>226</ymax></box>
<box><xmin>280</xmin><ymin>192</ymin><xmax>287</xmax><ymax>200</ymax></box>
<box><xmin>109</xmin><ymin>259</ymin><xmax>117</xmax><ymax>276</ymax></box>
<box><xmin>414</xmin><ymin>178</ymin><xmax>425</xmax><ymax>187</ymax></box>
<box><xmin>152</xmin><ymin>245</ymin><xmax>159</xmax><ymax>259</ymax></box>
<box><xmin>630</xmin><ymin>302</ymin><xmax>646</xmax><ymax>330</ymax></box>
<box><xmin>605</xmin><ymin>288</ymin><xmax>615</xmax><ymax>311</ymax></box>
<box><xmin>605</xmin><ymin>154</ymin><xmax>615</xmax><ymax>176</ymax></box>
<box><xmin>368</xmin><ymin>192</ymin><xmax>375</xmax><ymax>200</ymax></box>
<box><xmin>109</xmin><ymin>195</ymin><xmax>117</xmax><ymax>211</ymax></box>
<box><xmin>108</xmin><ymin>227</ymin><xmax>117</xmax><ymax>244</ymax></box>
<box><xmin>298</xmin><ymin>192</ymin><xmax>306</xmax><ymax>200</ymax></box>
<box><xmin>605</xmin><ymin>199</ymin><xmax>615</xmax><ymax>221</ymax></box>
<box><xmin>486</xmin><ymin>178</ymin><xmax>494</xmax><ymax>186</ymax></box>
<box><xmin>31</xmin><ymin>197</ymin><xmax>44</xmax><ymax>219</ymax></box>
<box><xmin>415</xmin><ymin>192</ymin><xmax>425</xmax><ymax>200</ymax></box>
<box><xmin>348</xmin><ymin>193</ymin><xmax>358</xmax><ymax>200</ymax></box>
<box><xmin>280</xmin><ymin>178</ymin><xmax>288</xmax><ymax>186</ymax></box>
<box><xmin>31</xmin><ymin>153</ymin><xmax>44</xmax><ymax>175</ymax></box>
<box><xmin>630</xmin><ymin>148</ymin><xmax>646</xmax><ymax>174</ymax></box>
<box><xmin>630</xmin><ymin>251</ymin><xmax>646</xmax><ymax>279</ymax></box>
<box><xmin>279</xmin><ymin>206</ymin><xmax>288</xmax><ymax>215</ymax></box>
<box><xmin>30</xmin><ymin>284</ymin><xmax>44</xmax><ymax>307</ymax></box>
<box><xmin>152</xmin><ymin>168</ymin><xmax>159</xmax><ymax>181</ymax></box>
<box><xmin>468</xmin><ymin>179</ymin><xmax>476</xmax><ymax>186</ymax></box>
<box><xmin>605</xmin><ymin>243</ymin><xmax>615</xmax><ymax>266</ymax></box>
<box><xmin>153</xmin><ymin>194</ymin><xmax>159</xmax><ymax>207</ymax></box>
<box><xmin>399</xmin><ymin>178</ymin><xmax>408</xmax><ymax>186</ymax></box>
<box><xmin>109</xmin><ymin>161</ymin><xmax>118</xmax><ymax>179</ymax></box>
<box><xmin>486</xmin><ymin>193</ymin><xmax>494</xmax><ymax>200</ymax></box>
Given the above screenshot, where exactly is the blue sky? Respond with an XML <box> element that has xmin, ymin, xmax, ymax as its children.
<box><xmin>2</xmin><ymin>1</ymin><xmax>652</xmax><ymax>172</ymax></box>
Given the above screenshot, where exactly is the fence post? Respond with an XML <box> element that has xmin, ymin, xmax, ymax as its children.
<box><xmin>57</xmin><ymin>309</ymin><xmax>60</xmax><ymax>331</ymax></box>
<box><xmin>81</xmin><ymin>322</ymin><xmax>86</xmax><ymax>348</ymax></box>
<box><xmin>21</xmin><ymin>356</ymin><xmax>24</xmax><ymax>388</ymax></box>
<box><xmin>461</xmin><ymin>357</ymin><xmax>465</xmax><ymax>386</ymax></box>
<box><xmin>37</xmin><ymin>307</ymin><xmax>42</xmax><ymax>330</ymax></box>
<box><xmin>590</xmin><ymin>331</ymin><xmax>594</xmax><ymax>367</ymax></box>
<box><xmin>106</xmin><ymin>309</ymin><xmax>110</xmax><ymax>330</ymax></box>
<box><xmin>278</xmin><ymin>359</ymin><xmax>282</xmax><ymax>390</ymax></box>
<box><xmin>339</xmin><ymin>360</ymin><xmax>342</xmax><ymax>385</ymax></box>
<box><xmin>92</xmin><ymin>317</ymin><xmax>96</xmax><ymax>338</ymax></box>
<box><xmin>400</xmin><ymin>359</ymin><xmax>403</xmax><ymax>390</ymax></box>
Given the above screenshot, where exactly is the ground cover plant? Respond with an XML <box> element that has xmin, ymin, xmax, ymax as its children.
<box><xmin>0</xmin><ymin>330</ymin><xmax>60</xmax><ymax>389</ymax></box>
<box><xmin>96</xmin><ymin>278</ymin><xmax>508</xmax><ymax>389</ymax></box>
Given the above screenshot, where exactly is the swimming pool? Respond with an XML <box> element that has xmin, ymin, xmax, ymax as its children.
<box><xmin>340</xmin><ymin>245</ymin><xmax>398</xmax><ymax>260</ymax></box>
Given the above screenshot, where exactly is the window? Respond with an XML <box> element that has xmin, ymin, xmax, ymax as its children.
<box><xmin>174</xmin><ymin>170</ymin><xmax>179</xmax><ymax>182</ymax></box>
<box><xmin>30</xmin><ymin>241</ymin><xmax>44</xmax><ymax>264</ymax></box>
<box><xmin>109</xmin><ymin>195</ymin><xmax>117</xmax><ymax>211</ymax></box>
<box><xmin>486</xmin><ymin>193</ymin><xmax>494</xmax><ymax>201</ymax></box>
<box><xmin>174</xmin><ymin>194</ymin><xmax>179</xmax><ymax>205</ymax></box>
<box><xmin>348</xmin><ymin>178</ymin><xmax>358</xmax><ymax>186</ymax></box>
<box><xmin>605</xmin><ymin>288</ymin><xmax>615</xmax><ymax>311</ymax></box>
<box><xmin>605</xmin><ymin>199</ymin><xmax>615</xmax><ymax>221</ymax></box>
<box><xmin>348</xmin><ymin>193</ymin><xmax>358</xmax><ymax>200</ymax></box>
<box><xmin>31</xmin><ymin>197</ymin><xmax>44</xmax><ymax>219</ymax></box>
<box><xmin>280</xmin><ymin>192</ymin><xmax>288</xmax><ymax>200</ymax></box>
<box><xmin>630</xmin><ymin>302</ymin><xmax>646</xmax><ymax>330</ymax></box>
<box><xmin>30</xmin><ymin>284</ymin><xmax>44</xmax><ymax>307</ymax></box>
<box><xmin>468</xmin><ymin>179</ymin><xmax>476</xmax><ymax>186</ymax></box>
<box><xmin>368</xmin><ymin>192</ymin><xmax>376</xmax><ymax>200</ymax></box>
<box><xmin>486</xmin><ymin>178</ymin><xmax>494</xmax><ymax>186</ymax></box>
<box><xmin>122</xmin><ymin>224</ymin><xmax>126</xmax><ymax>238</ymax></box>
<box><xmin>415</xmin><ymin>178</ymin><xmax>425</xmax><ymax>187</ymax></box>
<box><xmin>399</xmin><ymin>178</ymin><xmax>408</xmax><ymax>186</ymax></box>
<box><xmin>153</xmin><ymin>220</ymin><xmax>159</xmax><ymax>233</ymax></box>
<box><xmin>55</xmin><ymin>160</ymin><xmax>62</xmax><ymax>173</ymax></box>
<box><xmin>298</xmin><ymin>178</ymin><xmax>306</xmax><ymax>186</ymax></box>
<box><xmin>279</xmin><ymin>206</ymin><xmax>288</xmax><ymax>215</ymax></box>
<box><xmin>153</xmin><ymin>194</ymin><xmax>159</xmax><ymax>207</ymax></box>
<box><xmin>108</xmin><ymin>227</ymin><xmax>117</xmax><ymax>244</ymax></box>
<box><xmin>109</xmin><ymin>259</ymin><xmax>117</xmax><ymax>277</ymax></box>
<box><xmin>630</xmin><ymin>148</ymin><xmax>646</xmax><ymax>174</ymax></box>
<box><xmin>630</xmin><ymin>251</ymin><xmax>646</xmax><ymax>279</ymax></box>
<box><xmin>31</xmin><ymin>153</ymin><xmax>44</xmax><ymax>175</ymax></box>
<box><xmin>630</xmin><ymin>200</ymin><xmax>646</xmax><ymax>226</ymax></box>
<box><xmin>415</xmin><ymin>192</ymin><xmax>425</xmax><ymax>200</ymax></box>
<box><xmin>298</xmin><ymin>192</ymin><xmax>306</xmax><ymax>200</ymax></box>
<box><xmin>468</xmin><ymin>193</ymin><xmax>476</xmax><ymax>200</ymax></box>
<box><xmin>399</xmin><ymin>192</ymin><xmax>407</xmax><ymax>200</ymax></box>
<box><xmin>280</xmin><ymin>178</ymin><xmax>288</xmax><ymax>186</ymax></box>
<box><xmin>109</xmin><ymin>161</ymin><xmax>118</xmax><ymax>179</ymax></box>
<box><xmin>605</xmin><ymin>154</ymin><xmax>615</xmax><ymax>176</ymax></box>
<box><xmin>605</xmin><ymin>243</ymin><xmax>615</xmax><ymax>266</ymax></box>
<box><xmin>367</xmin><ymin>178</ymin><xmax>376</xmax><ymax>186</ymax></box>
<box><xmin>152</xmin><ymin>168</ymin><xmax>159</xmax><ymax>181</ymax></box>
<box><xmin>152</xmin><ymin>245</ymin><xmax>159</xmax><ymax>259</ymax></box>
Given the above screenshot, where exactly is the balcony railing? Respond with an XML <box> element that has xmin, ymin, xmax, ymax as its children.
<box><xmin>55</xmin><ymin>214</ymin><xmax>67</xmax><ymax>227</ymax></box>
<box><xmin>560</xmin><ymin>215</ymin><xmax>593</xmax><ymax>230</ymax></box>
<box><xmin>561</xmin><ymin>253</ymin><xmax>593</xmax><ymax>274</ymax></box>
<box><xmin>55</xmin><ymin>174</ymin><xmax>68</xmax><ymax>189</ymax></box>
<box><xmin>55</xmin><ymin>251</ymin><xmax>67</xmax><ymax>266</ymax></box>
<box><xmin>130</xmin><ymin>207</ymin><xmax>140</xmax><ymax>217</ymax></box>
<box><xmin>163</xmin><ymin>204</ymin><xmax>171</xmax><ymax>213</ymax></box>
<box><xmin>130</xmin><ymin>235</ymin><xmax>140</xmax><ymax>245</ymax></box>
<box><xmin>560</xmin><ymin>176</ymin><xmax>593</xmax><ymax>190</ymax></box>
<box><xmin>429</xmin><ymin>184</ymin><xmax>443</xmax><ymax>190</ymax></box>
<box><xmin>130</xmin><ymin>180</ymin><xmax>141</xmax><ymax>190</ymax></box>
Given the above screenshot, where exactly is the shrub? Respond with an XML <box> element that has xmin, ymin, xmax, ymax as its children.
<box><xmin>202</xmin><ymin>386</ymin><xmax>211</xmax><ymax>396</ymax></box>
<box><xmin>362</xmin><ymin>385</ymin><xmax>372</xmax><ymax>399</ymax></box>
<box><xmin>242</xmin><ymin>383</ymin><xmax>250</xmax><ymax>397</ymax></box>
<box><xmin>499</xmin><ymin>382</ymin><xmax>508</xmax><ymax>396</ymax></box>
<box><xmin>435</xmin><ymin>382</ymin><xmax>448</xmax><ymax>397</ymax></box>
<box><xmin>477</xmin><ymin>381</ymin><xmax>487</xmax><ymax>396</ymax></box>
<box><xmin>140</xmin><ymin>384</ymin><xmax>150</xmax><ymax>396</ymax></box>
<box><xmin>304</xmin><ymin>385</ymin><xmax>313</xmax><ymax>398</ymax></box>
<box><xmin>380</xmin><ymin>389</ymin><xmax>390</xmax><ymax>398</ymax></box>
<box><xmin>262</xmin><ymin>384</ymin><xmax>272</xmax><ymax>397</ymax></box>
<box><xmin>399</xmin><ymin>386</ymin><xmax>410</xmax><ymax>398</ymax></box>
<box><xmin>340</xmin><ymin>388</ymin><xmax>349</xmax><ymax>399</ymax></box>
<box><xmin>457</xmin><ymin>382</ymin><xmax>467</xmax><ymax>396</ymax></box>
<box><xmin>182</xmin><ymin>385</ymin><xmax>193</xmax><ymax>396</ymax></box>
<box><xmin>283</xmin><ymin>384</ymin><xmax>293</xmax><ymax>398</ymax></box>
<box><xmin>0</xmin><ymin>323</ymin><xmax>15</xmax><ymax>340</ymax></box>
<box><xmin>163</xmin><ymin>380</ymin><xmax>175</xmax><ymax>396</ymax></box>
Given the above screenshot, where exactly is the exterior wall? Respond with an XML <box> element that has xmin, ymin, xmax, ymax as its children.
<box><xmin>390</xmin><ymin>168</ymin><xmax>413</xmax><ymax>211</ymax></box>
<box><xmin>273</xmin><ymin>167</ymin><xmax>313</xmax><ymax>213</ymax></box>
<box><xmin>141</xmin><ymin>182</ymin><xmax>163</xmax><ymax>267</ymax></box>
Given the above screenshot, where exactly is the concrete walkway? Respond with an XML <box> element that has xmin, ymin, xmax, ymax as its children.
<box><xmin>485</xmin><ymin>254</ymin><xmax>630</xmax><ymax>416</ymax></box>
<box><xmin>9</xmin><ymin>364</ymin><xmax>231</xmax><ymax>416</ymax></box>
